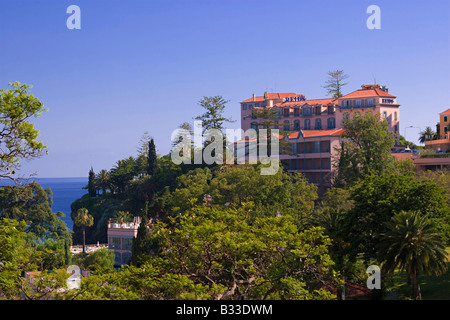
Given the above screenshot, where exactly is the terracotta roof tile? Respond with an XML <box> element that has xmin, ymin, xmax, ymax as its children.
<box><xmin>439</xmin><ymin>108</ymin><xmax>450</xmax><ymax>115</ymax></box>
<box><xmin>340</xmin><ymin>87</ymin><xmax>396</xmax><ymax>99</ymax></box>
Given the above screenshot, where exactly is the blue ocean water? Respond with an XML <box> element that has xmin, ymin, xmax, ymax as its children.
<box><xmin>0</xmin><ymin>177</ymin><xmax>87</xmax><ymax>231</ymax></box>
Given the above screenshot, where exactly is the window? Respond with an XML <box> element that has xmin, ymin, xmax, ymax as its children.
<box><xmin>343</xmin><ymin>113</ymin><xmax>350</xmax><ymax>120</ymax></box>
<box><xmin>355</xmin><ymin>100</ymin><xmax>362</xmax><ymax>107</ymax></box>
<box><xmin>284</xmin><ymin>108</ymin><xmax>290</xmax><ymax>117</ymax></box>
<box><xmin>294</xmin><ymin>108</ymin><xmax>300</xmax><ymax>117</ymax></box>
<box><xmin>255</xmin><ymin>103</ymin><xmax>260</xmax><ymax>108</ymax></box>
<box><xmin>294</xmin><ymin>120</ymin><xmax>300</xmax><ymax>130</ymax></box>
<box><xmin>274</xmin><ymin>121</ymin><xmax>279</xmax><ymax>129</ymax></box>
<box><xmin>394</xmin><ymin>111</ymin><xmax>398</xmax><ymax>121</ymax></box>
<box><xmin>122</xmin><ymin>238</ymin><xmax>133</xmax><ymax>250</ymax></box>
<box><xmin>243</xmin><ymin>104</ymin><xmax>247</xmax><ymax>110</ymax></box>
<box><xmin>327</xmin><ymin>118</ymin><xmax>335</xmax><ymax>129</ymax></box>
<box><xmin>302</xmin><ymin>106</ymin><xmax>312</xmax><ymax>117</ymax></box>
<box><xmin>251</xmin><ymin>122</ymin><xmax>258</xmax><ymax>130</ymax></box>
<box><xmin>383</xmin><ymin>111</ymin><xmax>388</xmax><ymax>119</ymax></box>
<box><xmin>312</xmin><ymin>141</ymin><xmax>320</xmax><ymax>153</ymax></box>
<box><xmin>315</xmin><ymin>118</ymin><xmax>322</xmax><ymax>130</ymax></box>
<box><xmin>109</xmin><ymin>237</ymin><xmax>121</xmax><ymax>249</ymax></box>
<box><xmin>366</xmin><ymin>99</ymin><xmax>374</xmax><ymax>107</ymax></box>
<box><xmin>304</xmin><ymin>119</ymin><xmax>311</xmax><ymax>130</ymax></box>
<box><xmin>444</xmin><ymin>116</ymin><xmax>448</xmax><ymax>122</ymax></box>
<box><xmin>327</xmin><ymin>106</ymin><xmax>334</xmax><ymax>115</ymax></box>
<box><xmin>249</xmin><ymin>104</ymin><xmax>253</xmax><ymax>110</ymax></box>
<box><xmin>283</xmin><ymin>120</ymin><xmax>290</xmax><ymax>131</ymax></box>
<box><xmin>315</xmin><ymin>106</ymin><xmax>321</xmax><ymax>115</ymax></box>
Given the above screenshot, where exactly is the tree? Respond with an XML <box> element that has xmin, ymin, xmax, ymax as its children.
<box><xmin>345</xmin><ymin>173</ymin><xmax>450</xmax><ymax>262</ymax></box>
<box><xmin>323</xmin><ymin>70</ymin><xmax>349</xmax><ymax>98</ymax></box>
<box><xmin>87</xmin><ymin>167</ymin><xmax>97</xmax><ymax>197</ymax></box>
<box><xmin>194</xmin><ymin>96</ymin><xmax>235</xmax><ymax>133</ymax></box>
<box><xmin>334</xmin><ymin>112</ymin><xmax>396</xmax><ymax>187</ymax></box>
<box><xmin>73</xmin><ymin>208</ymin><xmax>94</xmax><ymax>253</ymax></box>
<box><xmin>418</xmin><ymin>126</ymin><xmax>436</xmax><ymax>144</ymax></box>
<box><xmin>130</xmin><ymin>215</ymin><xmax>154</xmax><ymax>266</ymax></box>
<box><xmin>147</xmin><ymin>138</ymin><xmax>157</xmax><ymax>176</ymax></box>
<box><xmin>151</xmin><ymin>205</ymin><xmax>339</xmax><ymax>299</ymax></box>
<box><xmin>136</xmin><ymin>131</ymin><xmax>152</xmax><ymax>156</ymax></box>
<box><xmin>0</xmin><ymin>82</ymin><xmax>48</xmax><ymax>180</ymax></box>
<box><xmin>81</xmin><ymin>248</ymin><xmax>115</xmax><ymax>272</ymax></box>
<box><xmin>0</xmin><ymin>182</ymin><xmax>70</xmax><ymax>242</ymax></box>
<box><xmin>96</xmin><ymin>169</ymin><xmax>110</xmax><ymax>195</ymax></box>
<box><xmin>378</xmin><ymin>211</ymin><xmax>448</xmax><ymax>300</ymax></box>
<box><xmin>109</xmin><ymin>156</ymin><xmax>137</xmax><ymax>194</ymax></box>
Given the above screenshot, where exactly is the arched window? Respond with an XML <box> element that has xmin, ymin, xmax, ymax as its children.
<box><xmin>315</xmin><ymin>118</ymin><xmax>322</xmax><ymax>130</ymax></box>
<box><xmin>251</xmin><ymin>122</ymin><xmax>258</xmax><ymax>130</ymax></box>
<box><xmin>327</xmin><ymin>117</ymin><xmax>336</xmax><ymax>129</ymax></box>
<box><xmin>304</xmin><ymin>119</ymin><xmax>311</xmax><ymax>130</ymax></box>
<box><xmin>294</xmin><ymin>120</ymin><xmax>300</xmax><ymax>130</ymax></box>
<box><xmin>283</xmin><ymin>120</ymin><xmax>290</xmax><ymax>131</ymax></box>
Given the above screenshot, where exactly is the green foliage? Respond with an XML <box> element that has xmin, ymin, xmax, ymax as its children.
<box><xmin>88</xmin><ymin>167</ymin><xmax>96</xmax><ymax>197</ymax></box>
<box><xmin>149</xmin><ymin>205</ymin><xmax>338</xmax><ymax>300</ymax></box>
<box><xmin>322</xmin><ymin>70</ymin><xmax>349</xmax><ymax>98</ymax></box>
<box><xmin>0</xmin><ymin>82</ymin><xmax>47</xmax><ymax>180</ymax></box>
<box><xmin>334</xmin><ymin>112</ymin><xmax>397</xmax><ymax>187</ymax></box>
<box><xmin>346</xmin><ymin>173</ymin><xmax>450</xmax><ymax>261</ymax></box>
<box><xmin>147</xmin><ymin>138</ymin><xmax>157</xmax><ymax>176</ymax></box>
<box><xmin>378</xmin><ymin>211</ymin><xmax>448</xmax><ymax>299</ymax></box>
<box><xmin>81</xmin><ymin>248</ymin><xmax>115</xmax><ymax>272</ymax></box>
<box><xmin>0</xmin><ymin>218</ymin><xmax>69</xmax><ymax>299</ymax></box>
<box><xmin>0</xmin><ymin>182</ymin><xmax>70</xmax><ymax>242</ymax></box>
<box><xmin>194</xmin><ymin>96</ymin><xmax>234</xmax><ymax>133</ymax></box>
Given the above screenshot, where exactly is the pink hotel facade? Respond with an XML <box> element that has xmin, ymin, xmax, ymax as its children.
<box><xmin>240</xmin><ymin>84</ymin><xmax>400</xmax><ymax>185</ymax></box>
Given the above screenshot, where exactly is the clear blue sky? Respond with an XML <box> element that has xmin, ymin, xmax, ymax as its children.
<box><xmin>1</xmin><ymin>0</ymin><xmax>449</xmax><ymax>177</ymax></box>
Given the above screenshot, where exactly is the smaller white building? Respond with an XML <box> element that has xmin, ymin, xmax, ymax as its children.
<box><xmin>107</xmin><ymin>217</ymin><xmax>141</xmax><ymax>266</ymax></box>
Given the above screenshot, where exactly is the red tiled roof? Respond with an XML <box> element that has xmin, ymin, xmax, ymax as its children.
<box><xmin>241</xmin><ymin>96</ymin><xmax>265</xmax><ymax>103</ymax></box>
<box><xmin>340</xmin><ymin>86</ymin><xmax>396</xmax><ymax>99</ymax></box>
<box><xmin>266</xmin><ymin>92</ymin><xmax>300</xmax><ymax>99</ymax></box>
<box><xmin>301</xmin><ymin>128</ymin><xmax>345</xmax><ymax>138</ymax></box>
<box><xmin>440</xmin><ymin>108</ymin><xmax>450</xmax><ymax>115</ymax></box>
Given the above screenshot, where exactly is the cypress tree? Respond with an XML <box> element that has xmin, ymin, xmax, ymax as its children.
<box><xmin>88</xmin><ymin>167</ymin><xmax>96</xmax><ymax>197</ymax></box>
<box><xmin>147</xmin><ymin>138</ymin><xmax>157</xmax><ymax>176</ymax></box>
<box><xmin>130</xmin><ymin>215</ymin><xmax>153</xmax><ymax>266</ymax></box>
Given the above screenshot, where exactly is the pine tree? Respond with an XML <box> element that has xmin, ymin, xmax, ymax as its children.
<box><xmin>323</xmin><ymin>70</ymin><xmax>349</xmax><ymax>98</ymax></box>
<box><xmin>147</xmin><ymin>138</ymin><xmax>157</xmax><ymax>176</ymax></box>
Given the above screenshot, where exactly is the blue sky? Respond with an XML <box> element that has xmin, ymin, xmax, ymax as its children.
<box><xmin>1</xmin><ymin>0</ymin><xmax>449</xmax><ymax>177</ymax></box>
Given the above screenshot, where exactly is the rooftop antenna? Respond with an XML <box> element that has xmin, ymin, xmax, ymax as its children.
<box><xmin>372</xmin><ymin>73</ymin><xmax>377</xmax><ymax>84</ymax></box>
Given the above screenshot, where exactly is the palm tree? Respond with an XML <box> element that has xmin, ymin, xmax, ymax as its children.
<box><xmin>378</xmin><ymin>211</ymin><xmax>448</xmax><ymax>299</ymax></box>
<box><xmin>418</xmin><ymin>126</ymin><xmax>436</xmax><ymax>144</ymax></box>
<box><xmin>74</xmin><ymin>208</ymin><xmax>94</xmax><ymax>254</ymax></box>
<box><xmin>95</xmin><ymin>169</ymin><xmax>110</xmax><ymax>195</ymax></box>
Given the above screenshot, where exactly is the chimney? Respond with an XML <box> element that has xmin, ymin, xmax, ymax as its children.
<box><xmin>252</xmin><ymin>93</ymin><xmax>255</xmax><ymax>102</ymax></box>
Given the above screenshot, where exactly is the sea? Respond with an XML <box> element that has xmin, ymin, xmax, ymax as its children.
<box><xmin>0</xmin><ymin>177</ymin><xmax>88</xmax><ymax>231</ymax></box>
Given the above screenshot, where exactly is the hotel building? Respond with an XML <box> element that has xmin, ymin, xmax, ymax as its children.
<box><xmin>240</xmin><ymin>84</ymin><xmax>400</xmax><ymax>185</ymax></box>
